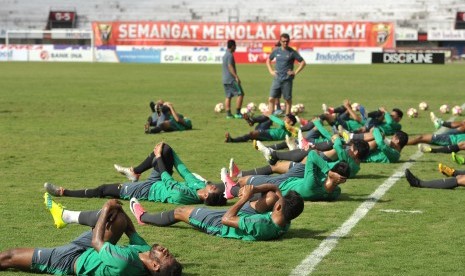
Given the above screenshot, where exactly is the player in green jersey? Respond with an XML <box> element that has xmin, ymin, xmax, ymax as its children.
<box><xmin>407</xmin><ymin>132</ymin><xmax>465</xmax><ymax>154</ymax></box>
<box><xmin>339</xmin><ymin>127</ymin><xmax>408</xmax><ymax>163</ymax></box>
<box><xmin>44</xmin><ymin>142</ymin><xmax>226</xmax><ymax>206</ymax></box>
<box><xmin>223</xmin><ymin>150</ymin><xmax>350</xmax><ymax>201</ymax></box>
<box><xmin>225</xmin><ymin>113</ymin><xmax>298</xmax><ymax>143</ymax></box>
<box><xmin>129</xmin><ymin>184</ymin><xmax>304</xmax><ymax>241</ymax></box>
<box><xmin>145</xmin><ymin>102</ymin><xmax>192</xmax><ymax>134</ymax></box>
<box><xmin>0</xmin><ymin>197</ymin><xmax>182</xmax><ymax>275</ymax></box>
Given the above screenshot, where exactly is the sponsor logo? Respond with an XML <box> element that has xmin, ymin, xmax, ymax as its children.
<box><xmin>316</xmin><ymin>52</ymin><xmax>355</xmax><ymax>62</ymax></box>
<box><xmin>98</xmin><ymin>24</ymin><xmax>112</xmax><ymax>44</ymax></box>
<box><xmin>372</xmin><ymin>23</ymin><xmax>392</xmax><ymax>46</ymax></box>
<box><xmin>383</xmin><ymin>53</ymin><xmax>433</xmax><ymax>63</ymax></box>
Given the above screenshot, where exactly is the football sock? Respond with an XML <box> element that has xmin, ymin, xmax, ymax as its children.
<box><xmin>62</xmin><ymin>210</ymin><xmax>81</xmax><ymax>224</ymax></box>
<box><xmin>351</xmin><ymin>133</ymin><xmax>364</xmax><ymax>140</ymax></box>
<box><xmin>300</xmin><ymin>122</ymin><xmax>315</xmax><ymax>132</ymax></box>
<box><xmin>63</xmin><ymin>184</ymin><xmax>120</xmax><ymax>198</ymax></box>
<box><xmin>77</xmin><ymin>210</ymin><xmax>101</xmax><ymax>226</ymax></box>
<box><xmin>442</xmin><ymin>121</ymin><xmax>451</xmax><ymax>128</ymax></box>
<box><xmin>231</xmin><ymin>186</ymin><xmax>240</xmax><ymax>197</ymax></box>
<box><xmin>275</xmin><ymin>149</ymin><xmax>307</xmax><ymax>162</ymax></box>
<box><xmin>453</xmin><ymin>169</ymin><xmax>465</xmax><ymax>176</ymax></box>
<box><xmin>268</xmin><ymin>141</ymin><xmax>287</xmax><ymax>150</ymax></box>
<box><xmin>133</xmin><ymin>152</ymin><xmax>156</xmax><ymax>174</ymax></box>
<box><xmin>430</xmin><ymin>145</ymin><xmax>459</xmax><ymax>153</ymax></box>
<box><xmin>241</xmin><ymin>165</ymin><xmax>273</xmax><ymax>176</ymax></box>
<box><xmin>314</xmin><ymin>141</ymin><xmax>334</xmax><ymax>151</ymax></box>
<box><xmin>236</xmin><ymin>108</ymin><xmax>241</xmax><ymax>115</ymax></box>
<box><xmin>141</xmin><ymin>210</ymin><xmax>176</xmax><ymax>226</ymax></box>
<box><xmin>419</xmin><ymin>178</ymin><xmax>458</xmax><ymax>189</ymax></box>
<box><xmin>231</xmin><ymin>134</ymin><xmax>251</xmax><ymax>142</ymax></box>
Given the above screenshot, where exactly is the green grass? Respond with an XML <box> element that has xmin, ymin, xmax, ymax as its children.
<box><xmin>0</xmin><ymin>62</ymin><xmax>465</xmax><ymax>275</ymax></box>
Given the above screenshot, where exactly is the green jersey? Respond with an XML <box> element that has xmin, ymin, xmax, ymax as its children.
<box><xmin>449</xmin><ymin>133</ymin><xmax>465</xmax><ymax>145</ymax></box>
<box><xmin>169</xmin><ymin>114</ymin><xmax>192</xmax><ymax>131</ymax></box>
<box><xmin>279</xmin><ymin>151</ymin><xmax>341</xmax><ymax>201</ymax></box>
<box><xmin>268</xmin><ymin>115</ymin><xmax>294</xmax><ymax>140</ymax></box>
<box><xmin>363</xmin><ymin>128</ymin><xmax>400</xmax><ymax>163</ymax></box>
<box><xmin>148</xmin><ymin>151</ymin><xmax>205</xmax><ymax>204</ymax></box>
<box><xmin>378</xmin><ymin>112</ymin><xmax>401</xmax><ymax>135</ymax></box>
<box><xmin>221</xmin><ymin>211</ymin><xmax>289</xmax><ymax>241</ymax></box>
<box><xmin>75</xmin><ymin>233</ymin><xmax>151</xmax><ymax>276</ymax></box>
<box><xmin>314</xmin><ymin>120</ymin><xmax>359</xmax><ymax>177</ymax></box>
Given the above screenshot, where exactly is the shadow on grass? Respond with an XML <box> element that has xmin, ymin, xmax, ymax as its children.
<box><xmin>337</xmin><ymin>193</ymin><xmax>390</xmax><ymax>203</ymax></box>
<box><xmin>286</xmin><ymin>228</ymin><xmax>329</xmax><ymax>240</ymax></box>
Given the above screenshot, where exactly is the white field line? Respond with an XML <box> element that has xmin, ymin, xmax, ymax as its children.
<box><xmin>289</xmin><ymin>151</ymin><xmax>422</xmax><ymax>276</ymax></box>
<box><xmin>290</xmin><ymin>110</ymin><xmax>462</xmax><ymax>276</ymax></box>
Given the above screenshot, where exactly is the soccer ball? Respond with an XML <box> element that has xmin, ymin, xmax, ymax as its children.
<box><xmin>439</xmin><ymin>104</ymin><xmax>450</xmax><ymax>114</ymax></box>
<box><xmin>291</xmin><ymin>105</ymin><xmax>300</xmax><ymax>114</ymax></box>
<box><xmin>246</xmin><ymin>102</ymin><xmax>257</xmax><ymax>112</ymax></box>
<box><xmin>452</xmin><ymin>105</ymin><xmax>462</xmax><ymax>116</ymax></box>
<box><xmin>407</xmin><ymin>108</ymin><xmax>418</xmax><ymax>118</ymax></box>
<box><xmin>214</xmin><ymin>102</ymin><xmax>224</xmax><ymax>113</ymax></box>
<box><xmin>296</xmin><ymin>103</ymin><xmax>305</xmax><ymax>113</ymax></box>
<box><xmin>418</xmin><ymin>102</ymin><xmax>428</xmax><ymax>111</ymax></box>
<box><xmin>351</xmin><ymin>102</ymin><xmax>360</xmax><ymax>111</ymax></box>
<box><xmin>258</xmin><ymin>103</ymin><xmax>268</xmax><ymax>113</ymax></box>
<box><xmin>240</xmin><ymin>107</ymin><xmax>249</xmax><ymax>115</ymax></box>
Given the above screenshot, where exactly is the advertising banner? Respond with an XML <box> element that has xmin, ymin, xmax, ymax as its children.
<box><xmin>372</xmin><ymin>52</ymin><xmax>445</xmax><ymax>64</ymax></box>
<box><xmin>30</xmin><ymin>45</ymin><xmax>93</xmax><ymax>62</ymax></box>
<box><xmin>427</xmin><ymin>30</ymin><xmax>465</xmax><ymax>41</ymax></box>
<box><xmin>92</xmin><ymin>21</ymin><xmax>395</xmax><ymax>48</ymax></box>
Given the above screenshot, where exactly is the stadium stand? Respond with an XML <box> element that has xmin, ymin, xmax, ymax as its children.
<box><xmin>0</xmin><ymin>0</ymin><xmax>461</xmax><ymax>32</ymax></box>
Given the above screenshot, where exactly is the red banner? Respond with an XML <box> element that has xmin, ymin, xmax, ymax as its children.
<box><xmin>92</xmin><ymin>21</ymin><xmax>394</xmax><ymax>48</ymax></box>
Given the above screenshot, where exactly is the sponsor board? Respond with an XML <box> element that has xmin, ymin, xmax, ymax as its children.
<box><xmin>427</xmin><ymin>30</ymin><xmax>465</xmax><ymax>41</ymax></box>
<box><xmin>116</xmin><ymin>47</ymin><xmax>161</xmax><ymax>63</ymax></box>
<box><xmin>395</xmin><ymin>28</ymin><xmax>418</xmax><ymax>41</ymax></box>
<box><xmin>92</xmin><ymin>21</ymin><xmax>395</xmax><ymax>48</ymax></box>
<box><xmin>160</xmin><ymin>49</ymin><xmax>223</xmax><ymax>64</ymax></box>
<box><xmin>372</xmin><ymin>52</ymin><xmax>445</xmax><ymax>64</ymax></box>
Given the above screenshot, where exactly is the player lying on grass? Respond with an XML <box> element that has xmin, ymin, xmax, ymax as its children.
<box><xmin>353</xmin><ymin>106</ymin><xmax>403</xmax><ymax>135</ymax></box>
<box><xmin>145</xmin><ymin>102</ymin><xmax>192</xmax><ymax>134</ymax></box>
<box><xmin>45</xmin><ymin>142</ymin><xmax>226</xmax><ymax>206</ymax></box>
<box><xmin>129</xmin><ymin>184</ymin><xmax>304</xmax><ymax>241</ymax></box>
<box><xmin>430</xmin><ymin>112</ymin><xmax>465</xmax><ymax>133</ymax></box>
<box><xmin>0</xmin><ymin>196</ymin><xmax>182</xmax><ymax>275</ymax></box>
<box><xmin>407</xmin><ymin>132</ymin><xmax>465</xmax><ymax>154</ymax></box>
<box><xmin>316</xmin><ymin>99</ymin><xmax>366</xmax><ymax>134</ymax></box>
<box><xmin>252</xmin><ymin>128</ymin><xmax>369</xmax><ymax>178</ymax></box>
<box><xmin>338</xmin><ymin>127</ymin><xmax>408</xmax><ymax>163</ymax></box>
<box><xmin>405</xmin><ymin>163</ymin><xmax>465</xmax><ymax>189</ymax></box>
<box><xmin>225</xmin><ymin>112</ymin><xmax>297</xmax><ymax>143</ymax></box>
<box><xmin>223</xmin><ymin>150</ymin><xmax>350</xmax><ymax>201</ymax></box>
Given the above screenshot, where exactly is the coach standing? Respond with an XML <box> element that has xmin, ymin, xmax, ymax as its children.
<box><xmin>266</xmin><ymin>33</ymin><xmax>306</xmax><ymax>115</ymax></box>
<box><xmin>222</xmin><ymin>39</ymin><xmax>244</xmax><ymax>119</ymax></box>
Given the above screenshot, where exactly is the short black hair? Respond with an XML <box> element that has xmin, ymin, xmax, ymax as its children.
<box><xmin>280</xmin><ymin>33</ymin><xmax>290</xmax><ymax>40</ymax></box>
<box><xmin>351</xmin><ymin>140</ymin><xmax>370</xmax><ymax>160</ymax></box>
<box><xmin>204</xmin><ymin>191</ymin><xmax>227</xmax><ymax>206</ymax></box>
<box><xmin>286</xmin><ymin>114</ymin><xmax>297</xmax><ymax>126</ymax></box>
<box><xmin>392</xmin><ymin>108</ymin><xmax>403</xmax><ymax>119</ymax></box>
<box><xmin>331</xmin><ymin>161</ymin><xmax>351</xmax><ymax>178</ymax></box>
<box><xmin>394</xmin><ymin>131</ymin><xmax>409</xmax><ymax>149</ymax></box>
<box><xmin>227</xmin><ymin>40</ymin><xmax>236</xmax><ymax>49</ymax></box>
<box><xmin>282</xmin><ymin>190</ymin><xmax>304</xmax><ymax>222</ymax></box>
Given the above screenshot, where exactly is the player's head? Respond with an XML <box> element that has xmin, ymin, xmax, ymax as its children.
<box><xmin>331</xmin><ymin>161</ymin><xmax>351</xmax><ymax>179</ymax></box>
<box><xmin>391</xmin><ymin>108</ymin><xmax>403</xmax><ymax>122</ymax></box>
<box><xmin>350</xmin><ymin>139</ymin><xmax>370</xmax><ymax>160</ymax></box>
<box><xmin>227</xmin><ymin>39</ymin><xmax>236</xmax><ymax>50</ymax></box>
<box><xmin>285</xmin><ymin>114</ymin><xmax>297</xmax><ymax>126</ymax></box>
<box><xmin>393</xmin><ymin>131</ymin><xmax>409</xmax><ymax>149</ymax></box>
<box><xmin>148</xmin><ymin>244</ymin><xmax>182</xmax><ymax>276</ymax></box>
<box><xmin>280</xmin><ymin>33</ymin><xmax>290</xmax><ymax>47</ymax></box>
<box><xmin>204</xmin><ymin>184</ymin><xmax>227</xmax><ymax>206</ymax></box>
<box><xmin>280</xmin><ymin>190</ymin><xmax>304</xmax><ymax>222</ymax></box>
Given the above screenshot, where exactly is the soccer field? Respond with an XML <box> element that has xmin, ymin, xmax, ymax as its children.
<box><xmin>1</xmin><ymin>62</ymin><xmax>465</xmax><ymax>275</ymax></box>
